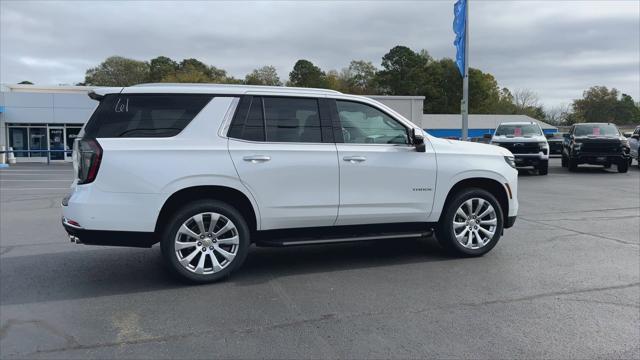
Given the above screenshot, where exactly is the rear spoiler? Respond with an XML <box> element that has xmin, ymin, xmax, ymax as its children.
<box><xmin>87</xmin><ymin>87</ymin><xmax>123</xmax><ymax>101</ymax></box>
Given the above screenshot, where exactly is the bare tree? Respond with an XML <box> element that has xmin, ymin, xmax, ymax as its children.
<box><xmin>513</xmin><ymin>89</ymin><xmax>540</xmax><ymax>111</ymax></box>
<box><xmin>545</xmin><ymin>104</ymin><xmax>572</xmax><ymax>125</ymax></box>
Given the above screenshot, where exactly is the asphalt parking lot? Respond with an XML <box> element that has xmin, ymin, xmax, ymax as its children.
<box><xmin>1</xmin><ymin>159</ymin><xmax>638</xmax><ymax>359</ymax></box>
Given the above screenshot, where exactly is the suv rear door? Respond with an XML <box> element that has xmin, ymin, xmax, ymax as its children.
<box><xmin>227</xmin><ymin>96</ymin><xmax>339</xmax><ymax>230</ymax></box>
<box><xmin>330</xmin><ymin>99</ymin><xmax>437</xmax><ymax>225</ymax></box>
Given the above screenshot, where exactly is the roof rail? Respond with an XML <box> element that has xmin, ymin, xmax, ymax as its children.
<box><xmin>132</xmin><ymin>83</ymin><xmax>342</xmax><ymax>94</ymax></box>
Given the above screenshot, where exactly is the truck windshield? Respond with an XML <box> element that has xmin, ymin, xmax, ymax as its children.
<box><xmin>574</xmin><ymin>124</ymin><xmax>620</xmax><ymax>137</ymax></box>
<box><xmin>495</xmin><ymin>124</ymin><xmax>542</xmax><ymax>137</ymax></box>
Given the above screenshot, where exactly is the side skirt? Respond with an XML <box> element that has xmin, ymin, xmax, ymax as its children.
<box><xmin>254</xmin><ymin>222</ymin><xmax>435</xmax><ymax>247</ymax></box>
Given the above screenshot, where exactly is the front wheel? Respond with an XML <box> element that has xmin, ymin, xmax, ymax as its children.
<box><xmin>537</xmin><ymin>160</ymin><xmax>548</xmax><ymax>175</ymax></box>
<box><xmin>618</xmin><ymin>159</ymin><xmax>629</xmax><ymax>173</ymax></box>
<box><xmin>161</xmin><ymin>200</ymin><xmax>250</xmax><ymax>283</ymax></box>
<box><xmin>435</xmin><ymin>188</ymin><xmax>504</xmax><ymax>257</ymax></box>
<box><xmin>568</xmin><ymin>157</ymin><xmax>578</xmax><ymax>172</ymax></box>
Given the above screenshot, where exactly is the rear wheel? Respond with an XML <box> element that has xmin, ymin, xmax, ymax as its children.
<box><xmin>618</xmin><ymin>159</ymin><xmax>629</xmax><ymax>173</ymax></box>
<box><xmin>436</xmin><ymin>188</ymin><xmax>504</xmax><ymax>257</ymax></box>
<box><xmin>537</xmin><ymin>160</ymin><xmax>548</xmax><ymax>175</ymax></box>
<box><xmin>161</xmin><ymin>200</ymin><xmax>250</xmax><ymax>283</ymax></box>
<box><xmin>568</xmin><ymin>157</ymin><xmax>578</xmax><ymax>172</ymax></box>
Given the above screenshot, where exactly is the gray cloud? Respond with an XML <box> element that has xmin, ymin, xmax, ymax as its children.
<box><xmin>1</xmin><ymin>0</ymin><xmax>638</xmax><ymax>107</ymax></box>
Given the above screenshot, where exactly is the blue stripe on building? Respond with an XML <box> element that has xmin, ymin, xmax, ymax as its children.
<box><xmin>425</xmin><ymin>128</ymin><xmax>557</xmax><ymax>138</ymax></box>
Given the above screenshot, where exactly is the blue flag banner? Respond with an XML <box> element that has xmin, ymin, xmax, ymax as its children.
<box><xmin>453</xmin><ymin>0</ymin><xmax>467</xmax><ymax>77</ymax></box>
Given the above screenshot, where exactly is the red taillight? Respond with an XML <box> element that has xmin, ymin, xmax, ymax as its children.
<box><xmin>75</xmin><ymin>138</ymin><xmax>102</xmax><ymax>185</ymax></box>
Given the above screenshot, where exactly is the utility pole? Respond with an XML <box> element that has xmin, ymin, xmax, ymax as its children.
<box><xmin>461</xmin><ymin>0</ymin><xmax>469</xmax><ymax>141</ymax></box>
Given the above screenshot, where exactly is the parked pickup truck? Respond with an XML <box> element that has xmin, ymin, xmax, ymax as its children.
<box><xmin>629</xmin><ymin>125</ymin><xmax>640</xmax><ymax>168</ymax></box>
<box><xmin>490</xmin><ymin>122</ymin><xmax>549</xmax><ymax>175</ymax></box>
<box><xmin>562</xmin><ymin>123</ymin><xmax>631</xmax><ymax>173</ymax></box>
<box><xmin>62</xmin><ymin>84</ymin><xmax>519</xmax><ymax>283</ymax></box>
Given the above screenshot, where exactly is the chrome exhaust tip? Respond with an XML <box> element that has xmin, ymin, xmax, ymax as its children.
<box><xmin>69</xmin><ymin>235</ymin><xmax>82</xmax><ymax>244</ymax></box>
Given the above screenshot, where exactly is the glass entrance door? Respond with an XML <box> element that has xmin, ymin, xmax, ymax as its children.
<box><xmin>48</xmin><ymin>127</ymin><xmax>65</xmax><ymax>161</ymax></box>
<box><xmin>65</xmin><ymin>127</ymin><xmax>81</xmax><ymax>161</ymax></box>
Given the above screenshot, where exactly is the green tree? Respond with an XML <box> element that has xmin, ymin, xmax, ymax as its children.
<box><xmin>245</xmin><ymin>65</ymin><xmax>282</xmax><ymax>86</ymax></box>
<box><xmin>288</xmin><ymin>59</ymin><xmax>326</xmax><ymax>88</ymax></box>
<box><xmin>341</xmin><ymin>60</ymin><xmax>377</xmax><ymax>94</ymax></box>
<box><xmin>161</xmin><ymin>59</ymin><xmax>239</xmax><ymax>83</ymax></box>
<box><xmin>149</xmin><ymin>56</ymin><xmax>178</xmax><ymax>82</ymax></box>
<box><xmin>376</xmin><ymin>46</ymin><xmax>430</xmax><ymax>95</ymax></box>
<box><xmin>324</xmin><ymin>69</ymin><xmax>348</xmax><ymax>91</ymax></box>
<box><xmin>18</xmin><ymin>80</ymin><xmax>33</xmax><ymax>85</ymax></box>
<box><xmin>616</xmin><ymin>94</ymin><xmax>640</xmax><ymax>124</ymax></box>
<box><xmin>84</xmin><ymin>56</ymin><xmax>150</xmax><ymax>86</ymax></box>
<box><xmin>571</xmin><ymin>86</ymin><xmax>640</xmax><ymax>123</ymax></box>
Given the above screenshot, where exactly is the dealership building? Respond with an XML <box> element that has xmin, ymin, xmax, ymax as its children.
<box><xmin>0</xmin><ymin>85</ymin><xmax>97</xmax><ymax>162</ymax></box>
<box><xmin>0</xmin><ymin>84</ymin><xmax>556</xmax><ymax>163</ymax></box>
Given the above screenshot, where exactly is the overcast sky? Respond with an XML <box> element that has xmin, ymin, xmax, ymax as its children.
<box><xmin>1</xmin><ymin>0</ymin><xmax>638</xmax><ymax>107</ymax></box>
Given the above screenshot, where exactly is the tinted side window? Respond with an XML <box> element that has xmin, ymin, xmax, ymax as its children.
<box><xmin>84</xmin><ymin>94</ymin><xmax>212</xmax><ymax>138</ymax></box>
<box><xmin>264</xmin><ymin>97</ymin><xmax>322</xmax><ymax>143</ymax></box>
<box><xmin>336</xmin><ymin>101</ymin><xmax>408</xmax><ymax>144</ymax></box>
<box><xmin>228</xmin><ymin>97</ymin><xmax>265</xmax><ymax>141</ymax></box>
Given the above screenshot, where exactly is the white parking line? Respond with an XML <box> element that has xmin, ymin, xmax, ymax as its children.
<box><xmin>0</xmin><ymin>188</ymin><xmax>69</xmax><ymax>190</ymax></box>
<box><xmin>0</xmin><ymin>173</ymin><xmax>73</xmax><ymax>176</ymax></box>
<box><xmin>0</xmin><ymin>179</ymin><xmax>71</xmax><ymax>183</ymax></box>
<box><xmin>0</xmin><ymin>169</ymin><xmax>72</xmax><ymax>172</ymax></box>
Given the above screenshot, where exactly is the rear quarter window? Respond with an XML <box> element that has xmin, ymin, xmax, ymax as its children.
<box><xmin>83</xmin><ymin>94</ymin><xmax>213</xmax><ymax>138</ymax></box>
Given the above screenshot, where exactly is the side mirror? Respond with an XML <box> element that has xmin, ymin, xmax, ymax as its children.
<box><xmin>412</xmin><ymin>128</ymin><xmax>426</xmax><ymax>153</ymax></box>
<box><xmin>483</xmin><ymin>133</ymin><xmax>492</xmax><ymax>139</ymax></box>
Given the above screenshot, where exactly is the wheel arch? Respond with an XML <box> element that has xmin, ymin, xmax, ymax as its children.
<box><xmin>439</xmin><ymin>177</ymin><xmax>510</xmax><ymax>225</ymax></box>
<box><xmin>155</xmin><ymin>185</ymin><xmax>259</xmax><ymax>237</ymax></box>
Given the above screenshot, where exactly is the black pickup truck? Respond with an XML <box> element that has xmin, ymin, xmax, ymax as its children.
<box><xmin>561</xmin><ymin>123</ymin><xmax>631</xmax><ymax>173</ymax></box>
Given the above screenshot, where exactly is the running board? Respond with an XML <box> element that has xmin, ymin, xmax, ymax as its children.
<box><xmin>257</xmin><ymin>232</ymin><xmax>430</xmax><ymax>247</ymax></box>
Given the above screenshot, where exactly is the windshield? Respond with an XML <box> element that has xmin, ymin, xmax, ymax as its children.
<box><xmin>574</xmin><ymin>124</ymin><xmax>620</xmax><ymax>137</ymax></box>
<box><xmin>495</xmin><ymin>124</ymin><xmax>542</xmax><ymax>137</ymax></box>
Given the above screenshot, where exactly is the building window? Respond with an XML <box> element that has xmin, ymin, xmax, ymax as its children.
<box><xmin>9</xmin><ymin>127</ymin><xmax>28</xmax><ymax>157</ymax></box>
<box><xmin>5</xmin><ymin>123</ymin><xmax>83</xmax><ymax>160</ymax></box>
<box><xmin>29</xmin><ymin>127</ymin><xmax>47</xmax><ymax>157</ymax></box>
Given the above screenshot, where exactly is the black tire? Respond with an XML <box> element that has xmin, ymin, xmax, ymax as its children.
<box><xmin>435</xmin><ymin>188</ymin><xmax>504</xmax><ymax>257</ymax></box>
<box><xmin>561</xmin><ymin>154</ymin><xmax>568</xmax><ymax>168</ymax></box>
<box><xmin>618</xmin><ymin>159</ymin><xmax>629</xmax><ymax>173</ymax></box>
<box><xmin>160</xmin><ymin>200</ymin><xmax>250</xmax><ymax>283</ymax></box>
<box><xmin>568</xmin><ymin>157</ymin><xmax>578</xmax><ymax>172</ymax></box>
<box><xmin>537</xmin><ymin>160</ymin><xmax>548</xmax><ymax>175</ymax></box>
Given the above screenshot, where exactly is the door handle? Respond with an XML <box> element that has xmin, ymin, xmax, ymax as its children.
<box><xmin>343</xmin><ymin>156</ymin><xmax>367</xmax><ymax>163</ymax></box>
<box><xmin>243</xmin><ymin>155</ymin><xmax>271</xmax><ymax>163</ymax></box>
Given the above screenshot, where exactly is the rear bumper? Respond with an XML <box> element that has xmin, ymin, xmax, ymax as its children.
<box><xmin>62</xmin><ymin>218</ymin><xmax>157</xmax><ymax>248</ymax></box>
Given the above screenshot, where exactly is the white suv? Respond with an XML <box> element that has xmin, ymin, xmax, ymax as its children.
<box><xmin>62</xmin><ymin>84</ymin><xmax>519</xmax><ymax>283</ymax></box>
<box><xmin>490</xmin><ymin>121</ymin><xmax>549</xmax><ymax>175</ymax></box>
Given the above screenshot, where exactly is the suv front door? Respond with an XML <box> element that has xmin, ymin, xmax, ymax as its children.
<box><xmin>227</xmin><ymin>96</ymin><xmax>339</xmax><ymax>230</ymax></box>
<box><xmin>331</xmin><ymin>99</ymin><xmax>437</xmax><ymax>226</ymax></box>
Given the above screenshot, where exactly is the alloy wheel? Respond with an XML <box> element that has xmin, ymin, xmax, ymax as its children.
<box><xmin>174</xmin><ymin>212</ymin><xmax>240</xmax><ymax>274</ymax></box>
<box><xmin>452</xmin><ymin>198</ymin><xmax>497</xmax><ymax>250</ymax></box>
